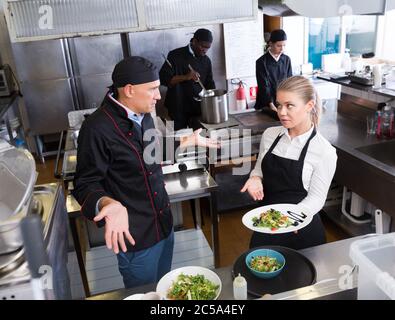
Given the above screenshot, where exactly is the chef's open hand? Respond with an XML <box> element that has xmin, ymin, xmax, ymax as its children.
<box><xmin>185</xmin><ymin>70</ymin><xmax>200</xmax><ymax>82</ymax></box>
<box><xmin>240</xmin><ymin>176</ymin><xmax>264</xmax><ymax>201</ymax></box>
<box><xmin>94</xmin><ymin>197</ymin><xmax>135</xmax><ymax>254</ymax></box>
<box><xmin>180</xmin><ymin>128</ymin><xmax>221</xmax><ymax>149</ymax></box>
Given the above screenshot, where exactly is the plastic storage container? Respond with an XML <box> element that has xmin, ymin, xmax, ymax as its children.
<box><xmin>385</xmin><ymin>68</ymin><xmax>395</xmax><ymax>90</ymax></box>
<box><xmin>350</xmin><ymin>233</ymin><xmax>395</xmax><ymax>300</ymax></box>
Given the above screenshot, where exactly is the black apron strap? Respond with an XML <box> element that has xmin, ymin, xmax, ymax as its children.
<box><xmin>265</xmin><ymin>133</ymin><xmax>284</xmax><ymax>156</ymax></box>
<box><xmin>298</xmin><ymin>127</ymin><xmax>317</xmax><ymax>162</ymax></box>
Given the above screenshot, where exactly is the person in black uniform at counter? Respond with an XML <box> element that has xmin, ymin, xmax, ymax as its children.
<box><xmin>159</xmin><ymin>28</ymin><xmax>216</xmax><ymax>131</ymax></box>
<box><xmin>255</xmin><ymin>29</ymin><xmax>293</xmax><ymax>112</ymax></box>
<box><xmin>72</xmin><ymin>56</ymin><xmax>218</xmax><ymax>288</ymax></box>
<box><xmin>242</xmin><ymin>76</ymin><xmax>337</xmax><ymax>250</ymax></box>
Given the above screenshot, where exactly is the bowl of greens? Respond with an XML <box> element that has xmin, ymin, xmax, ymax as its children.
<box><xmin>156</xmin><ymin>266</ymin><xmax>222</xmax><ymax>300</ymax></box>
<box><xmin>245</xmin><ymin>249</ymin><xmax>285</xmax><ymax>279</ymax></box>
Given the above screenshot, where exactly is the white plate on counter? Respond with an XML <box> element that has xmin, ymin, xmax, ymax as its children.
<box><xmin>156</xmin><ymin>266</ymin><xmax>222</xmax><ymax>300</ymax></box>
<box><xmin>242</xmin><ymin>203</ymin><xmax>313</xmax><ymax>234</ymax></box>
<box><xmin>123</xmin><ymin>293</ymin><xmax>144</xmax><ymax>300</ymax></box>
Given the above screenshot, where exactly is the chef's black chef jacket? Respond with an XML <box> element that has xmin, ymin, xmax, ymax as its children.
<box><xmin>72</xmin><ymin>95</ymin><xmax>178</xmax><ymax>252</ymax></box>
<box><xmin>159</xmin><ymin>45</ymin><xmax>215</xmax><ymax>125</ymax></box>
<box><xmin>255</xmin><ymin>52</ymin><xmax>292</xmax><ymax>110</ymax></box>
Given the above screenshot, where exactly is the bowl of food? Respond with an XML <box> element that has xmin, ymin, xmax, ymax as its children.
<box><xmin>245</xmin><ymin>249</ymin><xmax>285</xmax><ymax>279</ymax></box>
<box><xmin>156</xmin><ymin>266</ymin><xmax>222</xmax><ymax>300</ymax></box>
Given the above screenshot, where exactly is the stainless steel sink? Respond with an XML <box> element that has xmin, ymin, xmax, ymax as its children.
<box><xmin>355</xmin><ymin>139</ymin><xmax>395</xmax><ymax>167</ymax></box>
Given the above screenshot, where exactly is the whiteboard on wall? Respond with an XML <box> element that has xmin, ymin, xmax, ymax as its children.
<box><xmin>223</xmin><ymin>12</ymin><xmax>264</xmax><ymax>80</ymax></box>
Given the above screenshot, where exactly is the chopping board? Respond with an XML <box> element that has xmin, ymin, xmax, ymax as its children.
<box><xmin>233</xmin><ymin>111</ymin><xmax>279</xmax><ymax>129</ymax></box>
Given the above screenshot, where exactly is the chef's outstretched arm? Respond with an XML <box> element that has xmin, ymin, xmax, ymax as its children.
<box><xmin>179</xmin><ymin>128</ymin><xmax>220</xmax><ymax>149</ymax></box>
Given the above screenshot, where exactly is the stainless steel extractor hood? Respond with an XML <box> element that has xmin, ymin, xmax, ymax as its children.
<box><xmin>259</xmin><ymin>0</ymin><xmax>389</xmax><ymax>17</ymax></box>
<box><xmin>4</xmin><ymin>0</ymin><xmax>258</xmax><ymax>42</ymax></box>
<box><xmin>258</xmin><ymin>0</ymin><xmax>298</xmax><ymax>16</ymax></box>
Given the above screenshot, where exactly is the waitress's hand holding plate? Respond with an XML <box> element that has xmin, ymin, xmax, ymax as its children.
<box><xmin>242</xmin><ymin>203</ymin><xmax>313</xmax><ymax>234</ymax></box>
<box><xmin>241</xmin><ymin>176</ymin><xmax>264</xmax><ymax>201</ymax></box>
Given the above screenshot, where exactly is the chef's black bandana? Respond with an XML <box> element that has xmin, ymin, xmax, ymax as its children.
<box><xmin>111</xmin><ymin>56</ymin><xmax>159</xmax><ymax>88</ymax></box>
<box><xmin>269</xmin><ymin>29</ymin><xmax>287</xmax><ymax>43</ymax></box>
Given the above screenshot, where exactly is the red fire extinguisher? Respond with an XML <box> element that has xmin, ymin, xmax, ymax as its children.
<box><xmin>236</xmin><ymin>81</ymin><xmax>247</xmax><ymax>111</ymax></box>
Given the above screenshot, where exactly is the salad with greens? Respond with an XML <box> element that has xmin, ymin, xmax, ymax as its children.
<box><xmin>249</xmin><ymin>255</ymin><xmax>284</xmax><ymax>273</ymax></box>
<box><xmin>167</xmin><ymin>273</ymin><xmax>220</xmax><ymax>300</ymax></box>
<box><xmin>252</xmin><ymin>208</ymin><xmax>293</xmax><ymax>231</ymax></box>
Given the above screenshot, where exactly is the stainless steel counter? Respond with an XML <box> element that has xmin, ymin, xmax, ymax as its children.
<box><xmin>87</xmin><ymin>235</ymin><xmax>367</xmax><ymax>300</ymax></box>
<box><xmin>318</xmin><ymin>74</ymin><xmax>395</xmax><ymax>99</ymax></box>
<box><xmin>318</xmin><ymin>106</ymin><xmax>395</xmax><ymax>219</ymax></box>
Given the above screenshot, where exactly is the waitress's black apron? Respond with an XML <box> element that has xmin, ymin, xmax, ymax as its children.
<box><xmin>249</xmin><ymin>128</ymin><xmax>326</xmax><ymax>250</ymax></box>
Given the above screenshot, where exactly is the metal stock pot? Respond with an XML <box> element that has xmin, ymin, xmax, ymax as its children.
<box><xmin>0</xmin><ymin>147</ymin><xmax>36</xmax><ymax>254</ymax></box>
<box><xmin>198</xmin><ymin>89</ymin><xmax>229</xmax><ymax>124</ymax></box>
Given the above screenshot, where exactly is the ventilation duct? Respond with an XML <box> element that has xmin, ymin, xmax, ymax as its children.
<box><xmin>4</xmin><ymin>0</ymin><xmax>257</xmax><ymax>42</ymax></box>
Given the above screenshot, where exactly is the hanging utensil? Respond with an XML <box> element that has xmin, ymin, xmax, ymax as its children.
<box><xmin>20</xmin><ymin>215</ymin><xmax>50</xmax><ymax>300</ymax></box>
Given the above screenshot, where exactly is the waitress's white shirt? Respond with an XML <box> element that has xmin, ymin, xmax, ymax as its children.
<box><xmin>250</xmin><ymin>125</ymin><xmax>337</xmax><ymax>216</ymax></box>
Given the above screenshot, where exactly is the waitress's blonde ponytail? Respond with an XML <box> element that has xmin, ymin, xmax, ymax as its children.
<box><xmin>277</xmin><ymin>75</ymin><xmax>322</xmax><ymax>127</ymax></box>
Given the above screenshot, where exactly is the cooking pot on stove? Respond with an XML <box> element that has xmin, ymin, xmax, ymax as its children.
<box><xmin>196</xmin><ymin>89</ymin><xmax>229</xmax><ymax>124</ymax></box>
<box><xmin>0</xmin><ymin>147</ymin><xmax>37</xmax><ymax>254</ymax></box>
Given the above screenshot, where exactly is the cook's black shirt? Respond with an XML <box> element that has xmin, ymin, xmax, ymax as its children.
<box><xmin>72</xmin><ymin>95</ymin><xmax>176</xmax><ymax>252</ymax></box>
<box><xmin>255</xmin><ymin>52</ymin><xmax>292</xmax><ymax>110</ymax></box>
<box><xmin>159</xmin><ymin>45</ymin><xmax>215</xmax><ymax>120</ymax></box>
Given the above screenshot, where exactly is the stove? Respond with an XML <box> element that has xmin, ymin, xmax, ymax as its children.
<box><xmin>0</xmin><ymin>183</ymin><xmax>71</xmax><ymax>300</ymax></box>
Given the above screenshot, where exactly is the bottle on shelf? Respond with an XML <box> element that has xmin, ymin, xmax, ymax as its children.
<box><xmin>381</xmin><ymin>105</ymin><xmax>394</xmax><ymax>138</ymax></box>
<box><xmin>372</xmin><ymin>64</ymin><xmax>383</xmax><ymax>88</ymax></box>
<box><xmin>342</xmin><ymin>48</ymin><xmax>352</xmax><ymax>73</ymax></box>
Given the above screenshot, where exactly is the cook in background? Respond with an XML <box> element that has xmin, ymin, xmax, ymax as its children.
<box><xmin>159</xmin><ymin>28</ymin><xmax>216</xmax><ymax>130</ymax></box>
<box><xmin>73</xmin><ymin>56</ymin><xmax>219</xmax><ymax>288</ymax></box>
<box><xmin>254</xmin><ymin>29</ymin><xmax>293</xmax><ymax>113</ymax></box>
<box><xmin>242</xmin><ymin>76</ymin><xmax>337</xmax><ymax>250</ymax></box>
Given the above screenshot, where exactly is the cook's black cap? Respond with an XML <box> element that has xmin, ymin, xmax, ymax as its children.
<box><xmin>111</xmin><ymin>56</ymin><xmax>158</xmax><ymax>88</ymax></box>
<box><xmin>269</xmin><ymin>29</ymin><xmax>287</xmax><ymax>43</ymax></box>
<box><xmin>193</xmin><ymin>28</ymin><xmax>213</xmax><ymax>42</ymax></box>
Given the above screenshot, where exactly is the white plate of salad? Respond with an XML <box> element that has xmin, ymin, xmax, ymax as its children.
<box><xmin>156</xmin><ymin>266</ymin><xmax>222</xmax><ymax>300</ymax></box>
<box><xmin>242</xmin><ymin>203</ymin><xmax>313</xmax><ymax>234</ymax></box>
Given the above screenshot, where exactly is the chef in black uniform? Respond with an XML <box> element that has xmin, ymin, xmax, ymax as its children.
<box><xmin>255</xmin><ymin>29</ymin><xmax>293</xmax><ymax>112</ymax></box>
<box><xmin>73</xmin><ymin>56</ymin><xmax>218</xmax><ymax>288</ymax></box>
<box><xmin>242</xmin><ymin>76</ymin><xmax>337</xmax><ymax>250</ymax></box>
<box><xmin>160</xmin><ymin>28</ymin><xmax>216</xmax><ymax>130</ymax></box>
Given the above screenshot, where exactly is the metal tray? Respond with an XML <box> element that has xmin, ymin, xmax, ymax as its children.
<box><xmin>349</xmin><ymin>75</ymin><xmax>374</xmax><ymax>86</ymax></box>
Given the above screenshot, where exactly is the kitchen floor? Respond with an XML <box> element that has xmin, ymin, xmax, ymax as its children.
<box><xmin>36</xmin><ymin>157</ymin><xmax>349</xmax><ymax>269</ymax></box>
